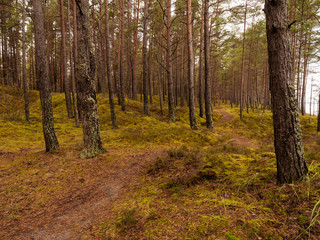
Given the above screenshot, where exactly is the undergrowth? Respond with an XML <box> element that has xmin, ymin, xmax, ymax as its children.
<box><xmin>1</xmin><ymin>87</ymin><xmax>320</xmax><ymax>239</ymax></box>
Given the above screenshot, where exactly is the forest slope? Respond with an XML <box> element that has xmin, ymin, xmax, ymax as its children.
<box><xmin>0</xmin><ymin>87</ymin><xmax>320</xmax><ymax>239</ymax></box>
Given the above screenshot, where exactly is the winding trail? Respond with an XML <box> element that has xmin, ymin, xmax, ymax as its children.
<box><xmin>1</xmin><ymin>109</ymin><xmax>258</xmax><ymax>240</ymax></box>
<box><xmin>2</xmin><ymin>148</ymin><xmax>166</xmax><ymax>240</ymax></box>
<box><xmin>215</xmin><ymin>109</ymin><xmax>259</xmax><ymax>149</ymax></box>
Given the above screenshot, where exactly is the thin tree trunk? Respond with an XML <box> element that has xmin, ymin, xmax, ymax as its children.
<box><xmin>240</xmin><ymin>0</ymin><xmax>248</xmax><ymax>120</ymax></box>
<box><xmin>167</xmin><ymin>0</ymin><xmax>175</xmax><ymax>122</ymax></box>
<box><xmin>132</xmin><ymin>0</ymin><xmax>140</xmax><ymax>100</ymax></box>
<box><xmin>98</xmin><ymin>0</ymin><xmax>107</xmax><ymax>96</ymax></box>
<box><xmin>119</xmin><ymin>0</ymin><xmax>126</xmax><ymax>111</ymax></box>
<box><xmin>187</xmin><ymin>0</ymin><xmax>197</xmax><ymax>129</ymax></box>
<box><xmin>68</xmin><ymin>0</ymin><xmax>79</xmax><ymax>127</ymax></box>
<box><xmin>105</xmin><ymin>0</ymin><xmax>118</xmax><ymax>129</ymax></box>
<box><xmin>60</xmin><ymin>0</ymin><xmax>73</xmax><ymax>118</ymax></box>
<box><xmin>22</xmin><ymin>0</ymin><xmax>30</xmax><ymax>123</ymax></box>
<box><xmin>142</xmin><ymin>0</ymin><xmax>149</xmax><ymax>115</ymax></box>
<box><xmin>199</xmin><ymin>12</ymin><xmax>204</xmax><ymax>118</ymax></box>
<box><xmin>73</xmin><ymin>0</ymin><xmax>81</xmax><ymax>120</ymax></box>
<box><xmin>33</xmin><ymin>0</ymin><xmax>59</xmax><ymax>152</ymax></box>
<box><xmin>301</xmin><ymin>33</ymin><xmax>309</xmax><ymax>116</ymax></box>
<box><xmin>149</xmin><ymin>38</ymin><xmax>153</xmax><ymax>105</ymax></box>
<box><xmin>204</xmin><ymin>0</ymin><xmax>213</xmax><ymax>128</ymax></box>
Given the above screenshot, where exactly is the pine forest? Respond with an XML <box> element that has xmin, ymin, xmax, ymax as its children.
<box><xmin>1</xmin><ymin>0</ymin><xmax>320</xmax><ymax>239</ymax></box>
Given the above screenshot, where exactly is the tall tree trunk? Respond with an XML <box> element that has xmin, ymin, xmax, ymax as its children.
<box><xmin>187</xmin><ymin>0</ymin><xmax>198</xmax><ymax>130</ymax></box>
<box><xmin>317</xmin><ymin>92</ymin><xmax>320</xmax><ymax>132</ymax></box>
<box><xmin>119</xmin><ymin>0</ymin><xmax>126</xmax><ymax>111</ymax></box>
<box><xmin>158</xmin><ymin>50</ymin><xmax>164</xmax><ymax>115</ymax></box>
<box><xmin>33</xmin><ymin>0</ymin><xmax>59</xmax><ymax>152</ymax></box>
<box><xmin>98</xmin><ymin>0</ymin><xmax>107</xmax><ymax>96</ymax></box>
<box><xmin>149</xmin><ymin>38</ymin><xmax>153</xmax><ymax>105</ymax></box>
<box><xmin>22</xmin><ymin>0</ymin><xmax>30</xmax><ymax>123</ymax></box>
<box><xmin>204</xmin><ymin>0</ymin><xmax>213</xmax><ymax>128</ymax></box>
<box><xmin>75</xmin><ymin>0</ymin><xmax>105</xmax><ymax>158</ymax></box>
<box><xmin>199</xmin><ymin>12</ymin><xmax>204</xmax><ymax>118</ymax></box>
<box><xmin>265</xmin><ymin>0</ymin><xmax>308</xmax><ymax>184</ymax></box>
<box><xmin>142</xmin><ymin>0</ymin><xmax>149</xmax><ymax>115</ymax></box>
<box><xmin>60</xmin><ymin>0</ymin><xmax>73</xmax><ymax>118</ymax></box>
<box><xmin>132</xmin><ymin>0</ymin><xmax>140</xmax><ymax>100</ymax></box>
<box><xmin>166</xmin><ymin>0</ymin><xmax>175</xmax><ymax>122</ymax></box>
<box><xmin>68</xmin><ymin>0</ymin><xmax>79</xmax><ymax>127</ymax></box>
<box><xmin>105</xmin><ymin>0</ymin><xmax>118</xmax><ymax>129</ymax></box>
<box><xmin>73</xmin><ymin>0</ymin><xmax>81</xmax><ymax>120</ymax></box>
<box><xmin>240</xmin><ymin>0</ymin><xmax>248</xmax><ymax>120</ymax></box>
<box><xmin>301</xmin><ymin>33</ymin><xmax>309</xmax><ymax>116</ymax></box>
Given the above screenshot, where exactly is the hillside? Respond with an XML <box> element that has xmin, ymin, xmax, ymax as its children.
<box><xmin>0</xmin><ymin>87</ymin><xmax>320</xmax><ymax>239</ymax></box>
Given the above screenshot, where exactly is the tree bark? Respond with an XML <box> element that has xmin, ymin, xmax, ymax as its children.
<box><xmin>68</xmin><ymin>0</ymin><xmax>79</xmax><ymax>127</ymax></box>
<box><xmin>105</xmin><ymin>0</ymin><xmax>118</xmax><ymax>129</ymax></box>
<box><xmin>22</xmin><ymin>0</ymin><xmax>30</xmax><ymax>124</ymax></box>
<box><xmin>119</xmin><ymin>0</ymin><xmax>126</xmax><ymax>111</ymax></box>
<box><xmin>60</xmin><ymin>0</ymin><xmax>73</xmax><ymax>118</ymax></box>
<box><xmin>204</xmin><ymin>0</ymin><xmax>213</xmax><ymax>128</ymax></box>
<box><xmin>240</xmin><ymin>0</ymin><xmax>248</xmax><ymax>120</ymax></box>
<box><xmin>187</xmin><ymin>0</ymin><xmax>197</xmax><ymax>130</ymax></box>
<box><xmin>166</xmin><ymin>0</ymin><xmax>175</xmax><ymax>122</ymax></box>
<box><xmin>142</xmin><ymin>0</ymin><xmax>149</xmax><ymax>115</ymax></box>
<box><xmin>132</xmin><ymin>0</ymin><xmax>140</xmax><ymax>100</ymax></box>
<box><xmin>75</xmin><ymin>0</ymin><xmax>105</xmax><ymax>158</ymax></box>
<box><xmin>265</xmin><ymin>0</ymin><xmax>308</xmax><ymax>184</ymax></box>
<box><xmin>199</xmin><ymin>11</ymin><xmax>204</xmax><ymax>118</ymax></box>
<box><xmin>33</xmin><ymin>0</ymin><xmax>59</xmax><ymax>152</ymax></box>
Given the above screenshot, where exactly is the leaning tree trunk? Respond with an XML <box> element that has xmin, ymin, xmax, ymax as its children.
<box><xmin>33</xmin><ymin>0</ymin><xmax>59</xmax><ymax>152</ymax></box>
<box><xmin>265</xmin><ymin>0</ymin><xmax>308</xmax><ymax>184</ymax></box>
<box><xmin>75</xmin><ymin>0</ymin><xmax>104</xmax><ymax>158</ymax></box>
<box><xmin>187</xmin><ymin>0</ymin><xmax>197</xmax><ymax>130</ymax></box>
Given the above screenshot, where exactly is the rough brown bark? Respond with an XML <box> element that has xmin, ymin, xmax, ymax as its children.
<box><xmin>33</xmin><ymin>0</ymin><xmax>59</xmax><ymax>152</ymax></box>
<box><xmin>105</xmin><ymin>0</ymin><xmax>118</xmax><ymax>129</ymax></box>
<box><xmin>204</xmin><ymin>0</ymin><xmax>212</xmax><ymax>129</ymax></box>
<box><xmin>75</xmin><ymin>0</ymin><xmax>105</xmax><ymax>158</ymax></box>
<box><xmin>265</xmin><ymin>0</ymin><xmax>308</xmax><ymax>184</ymax></box>
<box><xmin>187</xmin><ymin>0</ymin><xmax>197</xmax><ymax>130</ymax></box>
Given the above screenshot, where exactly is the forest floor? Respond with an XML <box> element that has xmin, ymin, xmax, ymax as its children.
<box><xmin>1</xmin><ymin>87</ymin><xmax>320</xmax><ymax>239</ymax></box>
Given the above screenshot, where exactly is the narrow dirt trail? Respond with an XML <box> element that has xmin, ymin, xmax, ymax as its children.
<box><xmin>2</xmin><ymin>148</ymin><xmax>166</xmax><ymax>240</ymax></box>
<box><xmin>1</xmin><ymin>109</ymin><xmax>258</xmax><ymax>240</ymax></box>
<box><xmin>215</xmin><ymin>109</ymin><xmax>259</xmax><ymax>149</ymax></box>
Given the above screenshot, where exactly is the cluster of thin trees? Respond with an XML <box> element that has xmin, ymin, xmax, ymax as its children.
<box><xmin>0</xmin><ymin>0</ymin><xmax>319</xmax><ymax>184</ymax></box>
